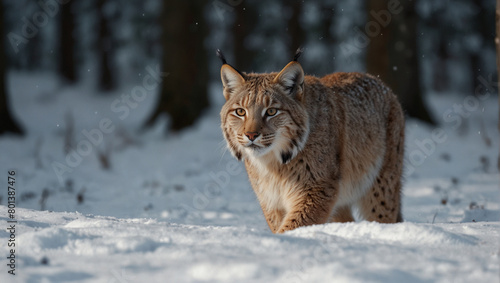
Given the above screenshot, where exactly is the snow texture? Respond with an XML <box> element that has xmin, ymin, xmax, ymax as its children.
<box><xmin>0</xmin><ymin>73</ymin><xmax>499</xmax><ymax>282</ymax></box>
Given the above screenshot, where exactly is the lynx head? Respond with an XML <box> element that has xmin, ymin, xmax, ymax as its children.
<box><xmin>218</xmin><ymin>49</ymin><xmax>310</xmax><ymax>165</ymax></box>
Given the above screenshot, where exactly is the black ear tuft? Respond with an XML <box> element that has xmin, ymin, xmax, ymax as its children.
<box><xmin>217</xmin><ymin>49</ymin><xmax>246</xmax><ymax>80</ymax></box>
<box><xmin>216</xmin><ymin>49</ymin><xmax>227</xmax><ymax>65</ymax></box>
<box><xmin>293</xmin><ymin>47</ymin><xmax>303</xmax><ymax>62</ymax></box>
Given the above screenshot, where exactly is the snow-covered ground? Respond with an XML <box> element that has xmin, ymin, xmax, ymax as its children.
<box><xmin>0</xmin><ymin>72</ymin><xmax>499</xmax><ymax>282</ymax></box>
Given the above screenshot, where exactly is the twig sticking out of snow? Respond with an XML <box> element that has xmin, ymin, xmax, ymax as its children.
<box><xmin>97</xmin><ymin>138</ymin><xmax>112</xmax><ymax>170</ymax></box>
<box><xmin>34</xmin><ymin>136</ymin><xmax>43</xmax><ymax>169</ymax></box>
<box><xmin>115</xmin><ymin>127</ymin><xmax>142</xmax><ymax>151</ymax></box>
<box><xmin>39</xmin><ymin>188</ymin><xmax>49</xmax><ymax>211</ymax></box>
<box><xmin>77</xmin><ymin>188</ymin><xmax>86</xmax><ymax>204</ymax></box>
<box><xmin>479</xmin><ymin>156</ymin><xmax>490</xmax><ymax>173</ymax></box>
<box><xmin>432</xmin><ymin>212</ymin><xmax>438</xmax><ymax>224</ymax></box>
<box><xmin>64</xmin><ymin>111</ymin><xmax>75</xmax><ymax>155</ymax></box>
<box><xmin>478</xmin><ymin>117</ymin><xmax>492</xmax><ymax>147</ymax></box>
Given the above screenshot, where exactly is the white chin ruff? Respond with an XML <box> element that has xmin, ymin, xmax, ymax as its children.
<box><xmin>244</xmin><ymin>145</ymin><xmax>273</xmax><ymax>158</ymax></box>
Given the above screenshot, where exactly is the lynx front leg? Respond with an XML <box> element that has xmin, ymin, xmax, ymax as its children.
<box><xmin>262</xmin><ymin>208</ymin><xmax>285</xmax><ymax>233</ymax></box>
<box><xmin>277</xmin><ymin>188</ymin><xmax>336</xmax><ymax>233</ymax></box>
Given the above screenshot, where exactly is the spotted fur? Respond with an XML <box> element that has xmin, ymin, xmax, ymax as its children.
<box><xmin>219</xmin><ymin>55</ymin><xmax>405</xmax><ymax>233</ymax></box>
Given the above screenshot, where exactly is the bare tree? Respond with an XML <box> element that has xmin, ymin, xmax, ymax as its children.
<box><xmin>232</xmin><ymin>4</ymin><xmax>258</xmax><ymax>71</ymax></box>
<box><xmin>0</xmin><ymin>2</ymin><xmax>23</xmax><ymax>135</ymax></box>
<box><xmin>59</xmin><ymin>0</ymin><xmax>77</xmax><ymax>83</ymax></box>
<box><xmin>97</xmin><ymin>0</ymin><xmax>116</xmax><ymax>91</ymax></box>
<box><xmin>286</xmin><ymin>1</ymin><xmax>306</xmax><ymax>58</ymax></box>
<box><xmin>470</xmin><ymin>0</ymin><xmax>495</xmax><ymax>94</ymax></box>
<box><xmin>366</xmin><ymin>0</ymin><xmax>434</xmax><ymax>124</ymax></box>
<box><xmin>145</xmin><ymin>0</ymin><xmax>209</xmax><ymax>131</ymax></box>
<box><xmin>496</xmin><ymin>0</ymin><xmax>500</xmax><ymax>171</ymax></box>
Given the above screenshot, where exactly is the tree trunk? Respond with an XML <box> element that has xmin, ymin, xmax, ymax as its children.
<box><xmin>366</xmin><ymin>0</ymin><xmax>434</xmax><ymax>124</ymax></box>
<box><xmin>97</xmin><ymin>0</ymin><xmax>115</xmax><ymax>91</ymax></box>
<box><xmin>59</xmin><ymin>0</ymin><xmax>77</xmax><ymax>83</ymax></box>
<box><xmin>433</xmin><ymin>39</ymin><xmax>450</xmax><ymax>92</ymax></box>
<box><xmin>233</xmin><ymin>4</ymin><xmax>258</xmax><ymax>71</ymax></box>
<box><xmin>319</xmin><ymin>3</ymin><xmax>336</xmax><ymax>72</ymax></box>
<box><xmin>27</xmin><ymin>18</ymin><xmax>42</xmax><ymax>71</ymax></box>
<box><xmin>0</xmin><ymin>2</ymin><xmax>23</xmax><ymax>135</ymax></box>
<box><xmin>286</xmin><ymin>1</ymin><xmax>305</xmax><ymax>58</ymax></box>
<box><xmin>145</xmin><ymin>0</ymin><xmax>209</xmax><ymax>132</ymax></box>
<box><xmin>496</xmin><ymin>0</ymin><xmax>500</xmax><ymax>171</ymax></box>
<box><xmin>471</xmin><ymin>0</ymin><xmax>492</xmax><ymax>95</ymax></box>
<box><xmin>366</xmin><ymin>1</ymin><xmax>389</xmax><ymax>84</ymax></box>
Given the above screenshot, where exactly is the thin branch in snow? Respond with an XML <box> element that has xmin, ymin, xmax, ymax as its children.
<box><xmin>64</xmin><ymin>111</ymin><xmax>75</xmax><ymax>155</ymax></box>
<box><xmin>432</xmin><ymin>212</ymin><xmax>438</xmax><ymax>224</ymax></box>
<box><xmin>39</xmin><ymin>188</ymin><xmax>50</xmax><ymax>211</ymax></box>
<box><xmin>478</xmin><ymin>117</ymin><xmax>492</xmax><ymax>147</ymax></box>
<box><xmin>77</xmin><ymin>187</ymin><xmax>86</xmax><ymax>204</ymax></box>
<box><xmin>34</xmin><ymin>136</ymin><xmax>44</xmax><ymax>169</ymax></box>
<box><xmin>115</xmin><ymin>127</ymin><xmax>142</xmax><ymax>151</ymax></box>
<box><xmin>97</xmin><ymin>138</ymin><xmax>113</xmax><ymax>170</ymax></box>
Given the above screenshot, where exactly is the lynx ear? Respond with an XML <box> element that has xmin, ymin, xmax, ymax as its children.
<box><xmin>221</xmin><ymin>64</ymin><xmax>245</xmax><ymax>100</ymax></box>
<box><xmin>274</xmin><ymin>61</ymin><xmax>304</xmax><ymax>98</ymax></box>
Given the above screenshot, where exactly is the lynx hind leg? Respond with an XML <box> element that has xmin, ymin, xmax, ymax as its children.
<box><xmin>358</xmin><ymin>104</ymin><xmax>404</xmax><ymax>223</ymax></box>
<box><xmin>358</xmin><ymin>171</ymin><xmax>402</xmax><ymax>223</ymax></box>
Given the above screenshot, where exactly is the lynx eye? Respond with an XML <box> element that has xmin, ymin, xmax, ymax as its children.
<box><xmin>266</xmin><ymin>108</ymin><xmax>278</xmax><ymax>116</ymax></box>
<box><xmin>235</xmin><ymin>108</ymin><xmax>246</xmax><ymax>116</ymax></box>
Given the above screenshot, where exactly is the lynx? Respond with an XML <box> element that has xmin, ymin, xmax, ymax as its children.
<box><xmin>218</xmin><ymin>49</ymin><xmax>405</xmax><ymax>233</ymax></box>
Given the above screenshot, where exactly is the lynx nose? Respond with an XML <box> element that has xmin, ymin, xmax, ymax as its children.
<box><xmin>245</xmin><ymin>132</ymin><xmax>260</xmax><ymax>141</ymax></box>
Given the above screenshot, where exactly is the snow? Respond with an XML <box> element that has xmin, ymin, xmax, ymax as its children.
<box><xmin>2</xmin><ymin>208</ymin><xmax>498</xmax><ymax>283</ymax></box>
<box><xmin>0</xmin><ymin>72</ymin><xmax>499</xmax><ymax>282</ymax></box>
